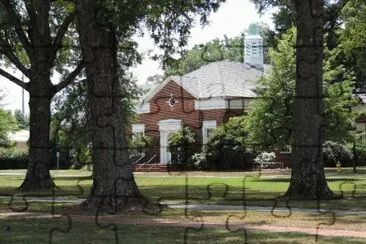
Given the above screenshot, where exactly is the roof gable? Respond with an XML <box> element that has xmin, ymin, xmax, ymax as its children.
<box><xmin>142</xmin><ymin>60</ymin><xmax>263</xmax><ymax>102</ymax></box>
<box><xmin>143</xmin><ymin>76</ymin><xmax>197</xmax><ymax>102</ymax></box>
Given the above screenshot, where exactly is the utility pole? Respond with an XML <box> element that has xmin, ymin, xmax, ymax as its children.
<box><xmin>21</xmin><ymin>74</ymin><xmax>25</xmax><ymax>117</ymax></box>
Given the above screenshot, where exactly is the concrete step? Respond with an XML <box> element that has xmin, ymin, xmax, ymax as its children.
<box><xmin>133</xmin><ymin>164</ymin><xmax>183</xmax><ymax>172</ymax></box>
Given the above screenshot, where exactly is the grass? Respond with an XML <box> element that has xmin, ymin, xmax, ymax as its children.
<box><xmin>1</xmin><ymin>168</ymin><xmax>366</xmax><ymax>210</ymax></box>
<box><xmin>2</xmin><ymin>218</ymin><xmax>366</xmax><ymax>243</ymax></box>
<box><xmin>1</xmin><ymin>168</ymin><xmax>366</xmax><ymax>243</ymax></box>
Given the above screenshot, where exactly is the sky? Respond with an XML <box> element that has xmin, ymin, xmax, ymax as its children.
<box><xmin>0</xmin><ymin>0</ymin><xmax>275</xmax><ymax>114</ymax></box>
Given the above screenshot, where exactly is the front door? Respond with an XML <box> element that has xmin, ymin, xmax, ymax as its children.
<box><xmin>159</xmin><ymin>119</ymin><xmax>182</xmax><ymax>164</ymax></box>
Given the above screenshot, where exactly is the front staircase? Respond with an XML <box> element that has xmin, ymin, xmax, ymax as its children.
<box><xmin>133</xmin><ymin>163</ymin><xmax>168</xmax><ymax>172</ymax></box>
<box><xmin>132</xmin><ymin>154</ymin><xmax>184</xmax><ymax>172</ymax></box>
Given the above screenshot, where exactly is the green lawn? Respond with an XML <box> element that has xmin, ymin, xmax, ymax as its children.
<box><xmin>0</xmin><ymin>220</ymin><xmax>365</xmax><ymax>244</ymax></box>
<box><xmin>2</xmin><ymin>218</ymin><xmax>366</xmax><ymax>244</ymax></box>
<box><xmin>1</xmin><ymin>168</ymin><xmax>366</xmax><ymax>210</ymax></box>
<box><xmin>1</xmin><ymin>168</ymin><xmax>366</xmax><ymax>243</ymax></box>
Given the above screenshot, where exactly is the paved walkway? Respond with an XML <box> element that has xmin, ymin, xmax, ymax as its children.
<box><xmin>0</xmin><ymin>172</ymin><xmax>25</xmax><ymax>176</ymax></box>
<box><xmin>168</xmin><ymin>204</ymin><xmax>366</xmax><ymax>216</ymax></box>
<box><xmin>1</xmin><ymin>210</ymin><xmax>366</xmax><ymax>239</ymax></box>
<box><xmin>1</xmin><ymin>195</ymin><xmax>366</xmax><ymax>216</ymax></box>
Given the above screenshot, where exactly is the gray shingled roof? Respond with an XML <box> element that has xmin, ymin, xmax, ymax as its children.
<box><xmin>143</xmin><ymin>61</ymin><xmax>263</xmax><ymax>101</ymax></box>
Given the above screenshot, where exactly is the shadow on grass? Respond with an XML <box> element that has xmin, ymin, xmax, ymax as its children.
<box><xmin>2</xmin><ymin>218</ymin><xmax>366</xmax><ymax>244</ymax></box>
<box><xmin>252</xmin><ymin>178</ymin><xmax>362</xmax><ymax>183</ymax></box>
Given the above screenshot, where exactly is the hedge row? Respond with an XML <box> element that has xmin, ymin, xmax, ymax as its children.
<box><xmin>0</xmin><ymin>150</ymin><xmax>29</xmax><ymax>169</ymax></box>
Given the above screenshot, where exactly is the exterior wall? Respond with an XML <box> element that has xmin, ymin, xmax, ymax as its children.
<box><xmin>274</xmin><ymin>151</ymin><xmax>292</xmax><ymax>168</ymax></box>
<box><xmin>133</xmin><ymin>80</ymin><xmax>293</xmax><ymax>168</ymax></box>
<box><xmin>134</xmin><ymin>80</ymin><xmax>244</xmax><ymax>164</ymax></box>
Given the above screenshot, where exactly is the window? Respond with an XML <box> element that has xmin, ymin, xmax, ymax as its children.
<box><xmin>206</xmin><ymin>128</ymin><xmax>214</xmax><ymax>140</ymax></box>
<box><xmin>132</xmin><ymin>124</ymin><xmax>145</xmax><ymax>138</ymax></box>
<box><xmin>202</xmin><ymin>120</ymin><xmax>217</xmax><ymax>144</ymax></box>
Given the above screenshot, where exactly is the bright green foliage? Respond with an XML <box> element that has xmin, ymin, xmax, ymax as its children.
<box><xmin>245</xmin><ymin>28</ymin><xmax>296</xmax><ymax>150</ymax></box>
<box><xmin>13</xmin><ymin>109</ymin><xmax>29</xmax><ymax>129</ymax></box>
<box><xmin>0</xmin><ymin>148</ymin><xmax>28</xmax><ymax>169</ymax></box>
<box><xmin>0</xmin><ymin>108</ymin><xmax>18</xmax><ymax>147</ymax></box>
<box><xmin>51</xmin><ymin>72</ymin><xmax>142</xmax><ymax>169</ymax></box>
<box><xmin>323</xmin><ymin>140</ymin><xmax>353</xmax><ymax>167</ymax></box>
<box><xmin>205</xmin><ymin>116</ymin><xmax>253</xmax><ymax>170</ymax></box>
<box><xmin>168</xmin><ymin>126</ymin><xmax>197</xmax><ymax>166</ymax></box>
<box><xmin>51</xmin><ymin>79</ymin><xmax>91</xmax><ymax>169</ymax></box>
<box><xmin>245</xmin><ymin>27</ymin><xmax>359</xmax><ymax>150</ymax></box>
<box><xmin>207</xmin><ymin>116</ymin><xmax>248</xmax><ymax>152</ymax></box>
<box><xmin>0</xmin><ymin>1</ymin><xmax>81</xmax><ymax>80</ymax></box>
<box><xmin>323</xmin><ymin>48</ymin><xmax>359</xmax><ymax>143</ymax></box>
<box><xmin>341</xmin><ymin>0</ymin><xmax>366</xmax><ymax>89</ymax></box>
<box><xmin>251</xmin><ymin>0</ymin><xmax>366</xmax><ymax>89</ymax></box>
<box><xmin>341</xmin><ymin>0</ymin><xmax>366</xmax><ymax>53</ymax></box>
<box><xmin>88</xmin><ymin>0</ymin><xmax>225</xmax><ymax>68</ymax></box>
<box><xmin>129</xmin><ymin>134</ymin><xmax>153</xmax><ymax>156</ymax></box>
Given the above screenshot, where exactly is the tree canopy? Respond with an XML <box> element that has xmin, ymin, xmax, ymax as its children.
<box><xmin>341</xmin><ymin>0</ymin><xmax>366</xmax><ymax>90</ymax></box>
<box><xmin>0</xmin><ymin>0</ymin><xmax>84</xmax><ymax>190</ymax></box>
<box><xmin>166</xmin><ymin>36</ymin><xmax>244</xmax><ymax>75</ymax></box>
<box><xmin>245</xmin><ymin>27</ymin><xmax>359</xmax><ymax>151</ymax></box>
<box><xmin>74</xmin><ymin>0</ymin><xmax>227</xmax><ymax>209</ymax></box>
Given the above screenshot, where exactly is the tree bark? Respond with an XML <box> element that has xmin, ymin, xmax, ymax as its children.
<box><xmin>20</xmin><ymin>82</ymin><xmax>54</xmax><ymax>190</ymax></box>
<box><xmin>75</xmin><ymin>0</ymin><xmax>144</xmax><ymax>210</ymax></box>
<box><xmin>19</xmin><ymin>3</ymin><xmax>55</xmax><ymax>190</ymax></box>
<box><xmin>5</xmin><ymin>1</ymin><xmax>80</xmax><ymax>191</ymax></box>
<box><xmin>285</xmin><ymin>0</ymin><xmax>337</xmax><ymax>199</ymax></box>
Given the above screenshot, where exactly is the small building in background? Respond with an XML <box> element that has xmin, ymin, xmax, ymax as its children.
<box><xmin>134</xmin><ymin>61</ymin><xmax>263</xmax><ymax>165</ymax></box>
<box><xmin>133</xmin><ymin>23</ymin><xmax>265</xmax><ymax>167</ymax></box>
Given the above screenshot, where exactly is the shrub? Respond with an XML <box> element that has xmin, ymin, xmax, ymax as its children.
<box><xmin>204</xmin><ymin>117</ymin><xmax>253</xmax><ymax>170</ymax></box>
<box><xmin>0</xmin><ymin>148</ymin><xmax>29</xmax><ymax>169</ymax></box>
<box><xmin>254</xmin><ymin>152</ymin><xmax>276</xmax><ymax>167</ymax></box>
<box><xmin>168</xmin><ymin>127</ymin><xmax>197</xmax><ymax>167</ymax></box>
<box><xmin>323</xmin><ymin>141</ymin><xmax>353</xmax><ymax>167</ymax></box>
<box><xmin>129</xmin><ymin>134</ymin><xmax>153</xmax><ymax>157</ymax></box>
<box><xmin>71</xmin><ymin>146</ymin><xmax>93</xmax><ymax>170</ymax></box>
<box><xmin>353</xmin><ymin>145</ymin><xmax>366</xmax><ymax>167</ymax></box>
<box><xmin>190</xmin><ymin>152</ymin><xmax>208</xmax><ymax>170</ymax></box>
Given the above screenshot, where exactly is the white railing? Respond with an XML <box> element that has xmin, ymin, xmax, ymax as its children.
<box><xmin>131</xmin><ymin>153</ymin><xmax>145</xmax><ymax>165</ymax></box>
<box><xmin>136</xmin><ymin>154</ymin><xmax>157</xmax><ymax>171</ymax></box>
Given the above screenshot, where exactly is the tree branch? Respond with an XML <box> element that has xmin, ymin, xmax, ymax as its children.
<box><xmin>0</xmin><ymin>68</ymin><xmax>29</xmax><ymax>91</ymax></box>
<box><xmin>0</xmin><ymin>0</ymin><xmax>32</xmax><ymax>58</ymax></box>
<box><xmin>324</xmin><ymin>0</ymin><xmax>350</xmax><ymax>22</ymax></box>
<box><xmin>53</xmin><ymin>61</ymin><xmax>84</xmax><ymax>94</ymax></box>
<box><xmin>0</xmin><ymin>48</ymin><xmax>31</xmax><ymax>77</ymax></box>
<box><xmin>52</xmin><ymin>11</ymin><xmax>76</xmax><ymax>58</ymax></box>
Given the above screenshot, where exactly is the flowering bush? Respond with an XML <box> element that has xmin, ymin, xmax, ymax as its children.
<box><xmin>190</xmin><ymin>152</ymin><xmax>208</xmax><ymax>170</ymax></box>
<box><xmin>323</xmin><ymin>141</ymin><xmax>353</xmax><ymax>167</ymax></box>
<box><xmin>254</xmin><ymin>152</ymin><xmax>276</xmax><ymax>166</ymax></box>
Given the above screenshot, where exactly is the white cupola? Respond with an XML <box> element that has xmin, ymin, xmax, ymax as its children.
<box><xmin>244</xmin><ymin>23</ymin><xmax>264</xmax><ymax>70</ymax></box>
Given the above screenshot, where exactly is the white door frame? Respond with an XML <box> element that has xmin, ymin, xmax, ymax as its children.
<box><xmin>158</xmin><ymin>119</ymin><xmax>182</xmax><ymax>164</ymax></box>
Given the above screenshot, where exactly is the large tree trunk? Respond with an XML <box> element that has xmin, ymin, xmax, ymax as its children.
<box><xmin>285</xmin><ymin>0</ymin><xmax>336</xmax><ymax>199</ymax></box>
<box><xmin>18</xmin><ymin>1</ymin><xmax>56</xmax><ymax>191</ymax></box>
<box><xmin>75</xmin><ymin>0</ymin><xmax>144</xmax><ymax>210</ymax></box>
<box><xmin>19</xmin><ymin>40</ymin><xmax>55</xmax><ymax>190</ymax></box>
<box><xmin>11</xmin><ymin>1</ymin><xmax>79</xmax><ymax>191</ymax></box>
<box><xmin>20</xmin><ymin>83</ymin><xmax>54</xmax><ymax>190</ymax></box>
